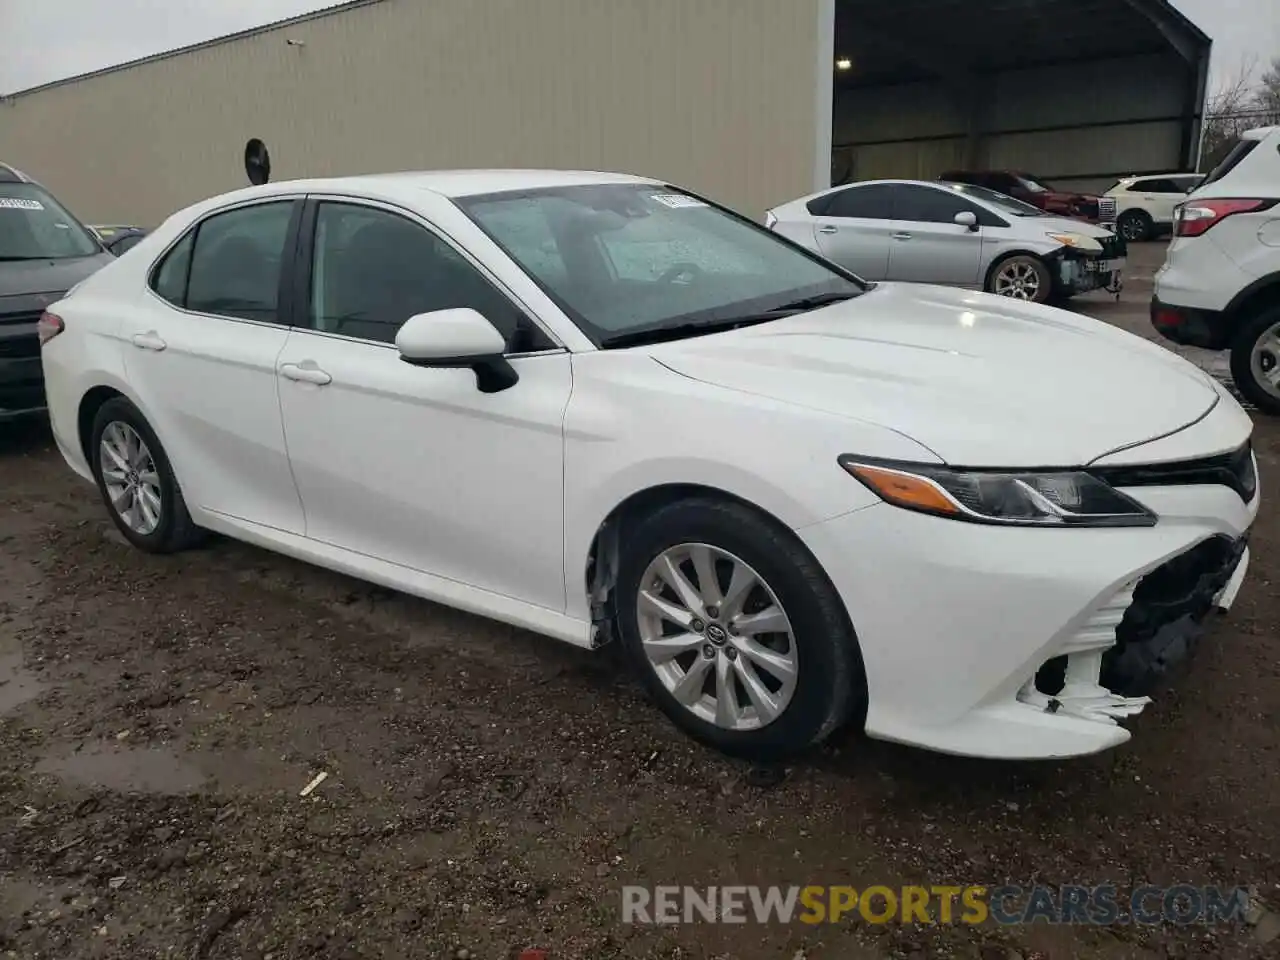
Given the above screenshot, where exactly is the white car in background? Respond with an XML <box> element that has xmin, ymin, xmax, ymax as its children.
<box><xmin>40</xmin><ymin>170</ymin><xmax>1256</xmax><ymax>761</ymax></box>
<box><xmin>1106</xmin><ymin>173</ymin><xmax>1204</xmax><ymax>242</ymax></box>
<box><xmin>1152</xmin><ymin>126</ymin><xmax>1280</xmax><ymax>414</ymax></box>
<box><xmin>766</xmin><ymin>179</ymin><xmax>1126</xmax><ymax>304</ymax></box>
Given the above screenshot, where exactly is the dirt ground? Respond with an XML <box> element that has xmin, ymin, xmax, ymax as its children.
<box><xmin>2</xmin><ymin>243</ymin><xmax>1279</xmax><ymax>960</ymax></box>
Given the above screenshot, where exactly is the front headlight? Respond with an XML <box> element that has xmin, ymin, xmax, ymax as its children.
<box><xmin>839</xmin><ymin>457</ymin><xmax>1157</xmax><ymax>527</ymax></box>
<box><xmin>1046</xmin><ymin>232</ymin><xmax>1103</xmax><ymax>254</ymax></box>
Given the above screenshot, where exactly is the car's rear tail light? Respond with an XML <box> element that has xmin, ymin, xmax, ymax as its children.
<box><xmin>37</xmin><ymin>310</ymin><xmax>65</xmax><ymax>345</ymax></box>
<box><xmin>1173</xmin><ymin>198</ymin><xmax>1276</xmax><ymax>238</ymax></box>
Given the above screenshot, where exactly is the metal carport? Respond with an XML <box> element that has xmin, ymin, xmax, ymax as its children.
<box><xmin>826</xmin><ymin>0</ymin><xmax>1211</xmax><ymax>193</ymax></box>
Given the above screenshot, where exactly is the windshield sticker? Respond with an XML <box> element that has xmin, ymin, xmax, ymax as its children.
<box><xmin>651</xmin><ymin>194</ymin><xmax>707</xmax><ymax>209</ymax></box>
<box><xmin>0</xmin><ymin>198</ymin><xmax>45</xmax><ymax>211</ymax></box>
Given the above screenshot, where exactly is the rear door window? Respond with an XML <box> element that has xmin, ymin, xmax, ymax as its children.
<box><xmin>814</xmin><ymin>184</ymin><xmax>896</xmax><ymax>220</ymax></box>
<box><xmin>1201</xmin><ymin>140</ymin><xmax>1259</xmax><ymax>187</ymax></box>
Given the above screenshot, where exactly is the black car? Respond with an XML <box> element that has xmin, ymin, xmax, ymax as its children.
<box><xmin>0</xmin><ymin>162</ymin><xmax>114</xmax><ymax>420</ymax></box>
<box><xmin>91</xmin><ymin>225</ymin><xmax>149</xmax><ymax>256</ymax></box>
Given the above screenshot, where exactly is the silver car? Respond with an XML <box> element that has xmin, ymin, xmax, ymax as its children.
<box><xmin>765</xmin><ymin>179</ymin><xmax>1125</xmax><ymax>303</ymax></box>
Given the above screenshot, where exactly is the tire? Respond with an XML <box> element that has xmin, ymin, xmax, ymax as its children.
<box><xmin>987</xmin><ymin>254</ymin><xmax>1053</xmax><ymax>304</ymax></box>
<box><xmin>1117</xmin><ymin>210</ymin><xmax>1153</xmax><ymax>243</ymax></box>
<box><xmin>1229</xmin><ymin>304</ymin><xmax>1280</xmax><ymax>415</ymax></box>
<box><xmin>614</xmin><ymin>497</ymin><xmax>866</xmax><ymax>760</ymax></box>
<box><xmin>90</xmin><ymin>397</ymin><xmax>204</xmax><ymax>553</ymax></box>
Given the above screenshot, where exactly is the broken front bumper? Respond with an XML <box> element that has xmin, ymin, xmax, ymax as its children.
<box><xmin>797</xmin><ymin>435</ymin><xmax>1257</xmax><ymax>760</ymax></box>
<box><xmin>1020</xmin><ymin>535</ymin><xmax>1250</xmax><ymax>725</ymax></box>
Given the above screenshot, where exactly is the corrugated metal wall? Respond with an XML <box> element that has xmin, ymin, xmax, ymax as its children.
<box><xmin>833</xmin><ymin>53</ymin><xmax>1189</xmax><ymax>192</ymax></box>
<box><xmin>0</xmin><ymin>0</ymin><xmax>824</xmax><ymax>224</ymax></box>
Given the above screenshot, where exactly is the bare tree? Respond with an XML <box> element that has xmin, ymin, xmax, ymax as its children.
<box><xmin>1199</xmin><ymin>56</ymin><xmax>1261</xmax><ymax>170</ymax></box>
<box><xmin>1256</xmin><ymin>55</ymin><xmax>1280</xmax><ymax>121</ymax></box>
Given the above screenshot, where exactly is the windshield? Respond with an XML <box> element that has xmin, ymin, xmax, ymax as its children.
<box><xmin>943</xmin><ymin>182</ymin><xmax>1045</xmax><ymax>217</ymax></box>
<box><xmin>0</xmin><ymin>183</ymin><xmax>102</xmax><ymax>260</ymax></box>
<box><xmin>455</xmin><ymin>183</ymin><xmax>864</xmax><ymax>346</ymax></box>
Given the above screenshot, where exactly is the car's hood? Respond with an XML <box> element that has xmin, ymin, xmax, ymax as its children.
<box><xmin>648</xmin><ymin>283</ymin><xmax>1218</xmax><ymax>466</ymax></box>
<box><xmin>1032</xmin><ymin>215</ymin><xmax>1115</xmax><ymax>239</ymax></box>
<box><xmin>0</xmin><ymin>253</ymin><xmax>113</xmax><ymax>308</ymax></box>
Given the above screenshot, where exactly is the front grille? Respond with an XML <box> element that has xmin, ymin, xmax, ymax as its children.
<box><xmin>1100</xmin><ymin>535</ymin><xmax>1246</xmax><ymax>696</ymax></box>
<box><xmin>0</xmin><ymin>310</ymin><xmax>43</xmax><ymax>361</ymax></box>
<box><xmin>1091</xmin><ymin>441</ymin><xmax>1256</xmax><ymax>503</ymax></box>
<box><xmin>1096</xmin><ymin>232</ymin><xmax>1127</xmax><ymax>258</ymax></box>
<box><xmin>1097</xmin><ymin>197</ymin><xmax>1118</xmax><ymax>221</ymax></box>
<box><xmin>0</xmin><ymin>335</ymin><xmax>40</xmax><ymax>359</ymax></box>
<box><xmin>0</xmin><ymin>309</ymin><xmax>43</xmax><ymax>327</ymax></box>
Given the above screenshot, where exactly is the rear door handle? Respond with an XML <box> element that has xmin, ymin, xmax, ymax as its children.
<box><xmin>130</xmin><ymin>331</ymin><xmax>166</xmax><ymax>351</ymax></box>
<box><xmin>892</xmin><ymin>232</ymin><xmax>913</xmax><ymax>241</ymax></box>
<box><xmin>817</xmin><ymin>224</ymin><xmax>839</xmax><ymax>235</ymax></box>
<box><xmin>279</xmin><ymin>361</ymin><xmax>332</xmax><ymax>386</ymax></box>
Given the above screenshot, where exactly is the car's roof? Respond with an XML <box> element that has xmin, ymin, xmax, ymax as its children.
<box><xmin>219</xmin><ymin>169</ymin><xmax>658</xmax><ymax>204</ymax></box>
<box><xmin>1242</xmin><ymin>126</ymin><xmax>1280</xmax><ymax>142</ymax></box>
<box><xmin>0</xmin><ymin>162</ymin><xmax>34</xmax><ymax>184</ymax></box>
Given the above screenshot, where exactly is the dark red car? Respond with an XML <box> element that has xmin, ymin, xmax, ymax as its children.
<box><xmin>938</xmin><ymin>170</ymin><xmax>1114</xmax><ymax>224</ymax></box>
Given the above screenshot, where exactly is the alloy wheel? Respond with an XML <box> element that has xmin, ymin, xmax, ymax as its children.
<box><xmin>635</xmin><ymin>543</ymin><xmax>799</xmax><ymax>731</ymax></box>
<box><xmin>99</xmin><ymin>421</ymin><xmax>163</xmax><ymax>535</ymax></box>
<box><xmin>1249</xmin><ymin>321</ymin><xmax>1280</xmax><ymax>402</ymax></box>
<box><xmin>993</xmin><ymin>260</ymin><xmax>1042</xmax><ymax>300</ymax></box>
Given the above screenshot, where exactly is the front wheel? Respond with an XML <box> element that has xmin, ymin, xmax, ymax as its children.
<box><xmin>1229</xmin><ymin>305</ymin><xmax>1280</xmax><ymax>415</ymax></box>
<box><xmin>1117</xmin><ymin>210</ymin><xmax>1153</xmax><ymax>242</ymax></box>
<box><xmin>987</xmin><ymin>254</ymin><xmax>1052</xmax><ymax>303</ymax></box>
<box><xmin>614</xmin><ymin>497</ymin><xmax>865</xmax><ymax>760</ymax></box>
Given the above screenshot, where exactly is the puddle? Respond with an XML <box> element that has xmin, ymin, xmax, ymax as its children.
<box><xmin>0</xmin><ymin>649</ymin><xmax>44</xmax><ymax>716</ymax></box>
<box><xmin>35</xmin><ymin>745</ymin><xmax>209</xmax><ymax>795</ymax></box>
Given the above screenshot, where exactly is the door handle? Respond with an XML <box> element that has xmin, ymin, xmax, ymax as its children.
<box><xmin>130</xmin><ymin>331</ymin><xmax>166</xmax><ymax>351</ymax></box>
<box><xmin>891</xmin><ymin>232</ymin><xmax>913</xmax><ymax>241</ymax></box>
<box><xmin>817</xmin><ymin>224</ymin><xmax>839</xmax><ymax>235</ymax></box>
<box><xmin>279</xmin><ymin>361</ymin><xmax>332</xmax><ymax>386</ymax></box>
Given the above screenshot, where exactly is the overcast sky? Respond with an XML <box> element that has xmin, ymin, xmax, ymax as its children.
<box><xmin>0</xmin><ymin>0</ymin><xmax>1275</xmax><ymax>95</ymax></box>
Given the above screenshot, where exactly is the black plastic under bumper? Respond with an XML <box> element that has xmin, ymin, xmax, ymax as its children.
<box><xmin>1100</xmin><ymin>535</ymin><xmax>1248</xmax><ymax>697</ymax></box>
<box><xmin>1149</xmin><ymin>297</ymin><xmax>1232</xmax><ymax>350</ymax></box>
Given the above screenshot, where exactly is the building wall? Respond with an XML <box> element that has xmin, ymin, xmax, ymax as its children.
<box><xmin>0</xmin><ymin>0</ymin><xmax>825</xmax><ymax>225</ymax></box>
<box><xmin>832</xmin><ymin>53</ymin><xmax>1191</xmax><ymax>190</ymax></box>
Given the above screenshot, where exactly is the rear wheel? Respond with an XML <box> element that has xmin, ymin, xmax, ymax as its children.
<box><xmin>987</xmin><ymin>254</ymin><xmax>1052</xmax><ymax>304</ymax></box>
<box><xmin>1118</xmin><ymin>210</ymin><xmax>1153</xmax><ymax>242</ymax></box>
<box><xmin>90</xmin><ymin>397</ymin><xmax>204</xmax><ymax>552</ymax></box>
<box><xmin>1229</xmin><ymin>305</ymin><xmax>1280</xmax><ymax>415</ymax></box>
<box><xmin>614</xmin><ymin>497</ymin><xmax>865</xmax><ymax>760</ymax></box>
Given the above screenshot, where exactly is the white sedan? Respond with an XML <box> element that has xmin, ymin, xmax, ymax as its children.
<box><xmin>39</xmin><ymin>170</ymin><xmax>1257</xmax><ymax>761</ymax></box>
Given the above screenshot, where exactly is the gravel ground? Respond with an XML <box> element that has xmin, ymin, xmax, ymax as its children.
<box><xmin>2</xmin><ymin>244</ymin><xmax>1279</xmax><ymax>960</ymax></box>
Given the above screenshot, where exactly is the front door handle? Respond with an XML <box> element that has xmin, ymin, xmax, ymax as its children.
<box><xmin>130</xmin><ymin>331</ymin><xmax>166</xmax><ymax>351</ymax></box>
<box><xmin>891</xmin><ymin>232</ymin><xmax>913</xmax><ymax>241</ymax></box>
<box><xmin>817</xmin><ymin>224</ymin><xmax>839</xmax><ymax>235</ymax></box>
<box><xmin>279</xmin><ymin>361</ymin><xmax>332</xmax><ymax>386</ymax></box>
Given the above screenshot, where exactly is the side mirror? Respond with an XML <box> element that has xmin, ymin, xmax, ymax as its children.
<box><xmin>396</xmin><ymin>308</ymin><xmax>518</xmax><ymax>393</ymax></box>
<box><xmin>953</xmin><ymin>210</ymin><xmax>979</xmax><ymax>231</ymax></box>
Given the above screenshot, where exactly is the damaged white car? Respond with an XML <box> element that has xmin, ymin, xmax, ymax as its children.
<box><xmin>40</xmin><ymin>171</ymin><xmax>1256</xmax><ymax>761</ymax></box>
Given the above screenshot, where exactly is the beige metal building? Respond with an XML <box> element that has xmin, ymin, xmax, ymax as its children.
<box><xmin>0</xmin><ymin>0</ymin><xmax>1209</xmax><ymax>226</ymax></box>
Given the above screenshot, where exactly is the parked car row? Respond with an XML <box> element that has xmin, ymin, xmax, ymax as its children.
<box><xmin>33</xmin><ymin>166</ymin><xmax>1257</xmax><ymax>762</ymax></box>
<box><xmin>765</xmin><ymin>178</ymin><xmax>1125</xmax><ymax>304</ymax></box>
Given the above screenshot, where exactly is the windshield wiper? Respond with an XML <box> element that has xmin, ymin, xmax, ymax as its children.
<box><xmin>0</xmin><ymin>255</ymin><xmax>53</xmax><ymax>262</ymax></box>
<box><xmin>766</xmin><ymin>291</ymin><xmax>861</xmax><ymax>312</ymax></box>
<box><xmin>599</xmin><ymin>316</ymin><xmax>777</xmax><ymax>349</ymax></box>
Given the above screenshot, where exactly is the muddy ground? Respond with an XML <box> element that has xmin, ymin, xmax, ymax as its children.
<box><xmin>2</xmin><ymin>244</ymin><xmax>1279</xmax><ymax>959</ymax></box>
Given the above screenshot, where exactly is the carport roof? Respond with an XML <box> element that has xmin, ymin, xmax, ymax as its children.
<box><xmin>835</xmin><ymin>0</ymin><xmax>1210</xmax><ymax>87</ymax></box>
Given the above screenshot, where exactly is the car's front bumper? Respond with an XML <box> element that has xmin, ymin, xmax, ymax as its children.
<box><xmin>797</xmin><ymin>428</ymin><xmax>1258</xmax><ymax>760</ymax></box>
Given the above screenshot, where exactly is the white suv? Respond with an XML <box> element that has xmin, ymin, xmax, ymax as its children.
<box><xmin>1107</xmin><ymin>173</ymin><xmax>1204</xmax><ymax>242</ymax></box>
<box><xmin>1152</xmin><ymin>126</ymin><xmax>1280</xmax><ymax>413</ymax></box>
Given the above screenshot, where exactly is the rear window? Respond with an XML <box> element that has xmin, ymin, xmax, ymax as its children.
<box><xmin>0</xmin><ymin>183</ymin><xmax>102</xmax><ymax>260</ymax></box>
<box><xmin>1201</xmin><ymin>140</ymin><xmax>1259</xmax><ymax>188</ymax></box>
